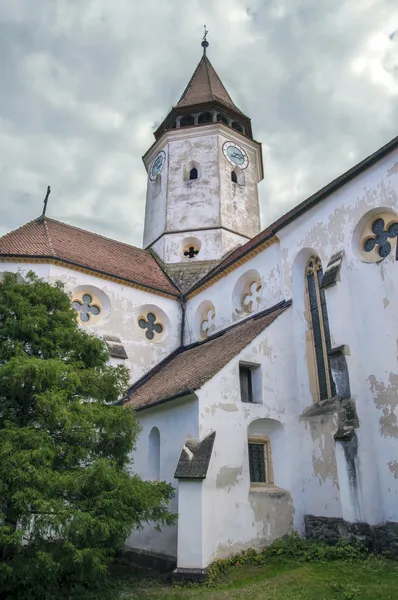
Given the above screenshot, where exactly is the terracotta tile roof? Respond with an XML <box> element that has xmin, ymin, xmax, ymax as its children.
<box><xmin>187</xmin><ymin>132</ymin><xmax>398</xmax><ymax>296</ymax></box>
<box><xmin>0</xmin><ymin>217</ymin><xmax>180</xmax><ymax>297</ymax></box>
<box><xmin>176</xmin><ymin>55</ymin><xmax>243</xmax><ymax>114</ymax></box>
<box><xmin>126</xmin><ymin>301</ymin><xmax>290</xmax><ymax>410</ymax></box>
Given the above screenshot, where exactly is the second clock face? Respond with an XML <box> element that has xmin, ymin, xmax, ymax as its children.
<box><xmin>149</xmin><ymin>150</ymin><xmax>166</xmax><ymax>180</ymax></box>
<box><xmin>222</xmin><ymin>141</ymin><xmax>249</xmax><ymax>169</ymax></box>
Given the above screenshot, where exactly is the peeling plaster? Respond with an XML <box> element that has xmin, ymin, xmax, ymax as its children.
<box><xmin>305</xmin><ymin>416</ymin><xmax>339</xmax><ymax>486</ymax></box>
<box><xmin>210</xmin><ymin>402</ymin><xmax>239</xmax><ymax>415</ymax></box>
<box><xmin>216</xmin><ymin>466</ymin><xmax>243</xmax><ymax>492</ymax></box>
<box><xmin>387</xmin><ymin>161</ymin><xmax>398</xmax><ymax>176</ymax></box>
<box><xmin>368</xmin><ymin>373</ymin><xmax>398</xmax><ymax>438</ymax></box>
<box><xmin>388</xmin><ymin>461</ymin><xmax>398</xmax><ymax>479</ymax></box>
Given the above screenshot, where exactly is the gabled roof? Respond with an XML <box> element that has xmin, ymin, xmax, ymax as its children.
<box><xmin>125</xmin><ymin>300</ymin><xmax>290</xmax><ymax>411</ymax></box>
<box><xmin>0</xmin><ymin>217</ymin><xmax>179</xmax><ymax>297</ymax></box>
<box><xmin>186</xmin><ymin>132</ymin><xmax>398</xmax><ymax>298</ymax></box>
<box><xmin>176</xmin><ymin>54</ymin><xmax>242</xmax><ymax>114</ymax></box>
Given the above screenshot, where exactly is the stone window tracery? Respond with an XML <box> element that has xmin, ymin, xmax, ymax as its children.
<box><xmin>201</xmin><ymin>308</ymin><xmax>215</xmax><ymax>338</ymax></box>
<box><xmin>72</xmin><ymin>293</ymin><xmax>101</xmax><ymax>323</ymax></box>
<box><xmin>242</xmin><ymin>281</ymin><xmax>262</xmax><ymax>313</ymax></box>
<box><xmin>363</xmin><ymin>217</ymin><xmax>398</xmax><ymax>259</ymax></box>
<box><xmin>305</xmin><ymin>256</ymin><xmax>335</xmax><ymax>402</ymax></box>
<box><xmin>183</xmin><ymin>245</ymin><xmax>199</xmax><ymax>259</ymax></box>
<box><xmin>138</xmin><ymin>312</ymin><xmax>164</xmax><ymax>340</ymax></box>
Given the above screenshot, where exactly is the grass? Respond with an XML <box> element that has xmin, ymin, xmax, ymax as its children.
<box><xmin>75</xmin><ymin>555</ymin><xmax>398</xmax><ymax>600</ymax></box>
<box><xmin>62</xmin><ymin>535</ymin><xmax>398</xmax><ymax>600</ymax></box>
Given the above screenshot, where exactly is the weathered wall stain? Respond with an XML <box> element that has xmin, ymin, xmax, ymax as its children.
<box><xmin>306</xmin><ymin>415</ymin><xmax>339</xmax><ymax>486</ymax></box>
<box><xmin>216</xmin><ymin>466</ymin><xmax>243</xmax><ymax>492</ymax></box>
<box><xmin>249</xmin><ymin>491</ymin><xmax>294</xmax><ymax>541</ymax></box>
<box><xmin>368</xmin><ymin>373</ymin><xmax>398</xmax><ymax>438</ymax></box>
<box><xmin>388</xmin><ymin>460</ymin><xmax>398</xmax><ymax>479</ymax></box>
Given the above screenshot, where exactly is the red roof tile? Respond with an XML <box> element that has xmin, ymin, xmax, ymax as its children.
<box><xmin>126</xmin><ymin>302</ymin><xmax>289</xmax><ymax>410</ymax></box>
<box><xmin>176</xmin><ymin>55</ymin><xmax>243</xmax><ymax>114</ymax></box>
<box><xmin>0</xmin><ymin>217</ymin><xmax>179</xmax><ymax>296</ymax></box>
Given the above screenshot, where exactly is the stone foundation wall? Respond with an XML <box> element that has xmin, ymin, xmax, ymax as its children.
<box><xmin>305</xmin><ymin>515</ymin><xmax>398</xmax><ymax>555</ymax></box>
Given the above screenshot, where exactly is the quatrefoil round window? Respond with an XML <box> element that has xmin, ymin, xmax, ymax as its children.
<box><xmin>358</xmin><ymin>212</ymin><xmax>398</xmax><ymax>263</ymax></box>
<box><xmin>72</xmin><ymin>293</ymin><xmax>101</xmax><ymax>323</ymax></box>
<box><xmin>138</xmin><ymin>312</ymin><xmax>164</xmax><ymax>340</ymax></box>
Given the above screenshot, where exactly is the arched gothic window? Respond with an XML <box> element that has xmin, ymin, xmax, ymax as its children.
<box><xmin>305</xmin><ymin>256</ymin><xmax>336</xmax><ymax>401</ymax></box>
<box><xmin>231</xmin><ymin>170</ymin><xmax>238</xmax><ymax>183</ymax></box>
<box><xmin>148</xmin><ymin>427</ymin><xmax>160</xmax><ymax>480</ymax></box>
<box><xmin>189</xmin><ymin>167</ymin><xmax>198</xmax><ymax>180</ymax></box>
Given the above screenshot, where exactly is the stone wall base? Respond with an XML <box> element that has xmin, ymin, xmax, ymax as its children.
<box><xmin>120</xmin><ymin>546</ymin><xmax>177</xmax><ymax>572</ymax></box>
<box><xmin>305</xmin><ymin>515</ymin><xmax>398</xmax><ymax>555</ymax></box>
<box><xmin>172</xmin><ymin>567</ymin><xmax>208</xmax><ymax>584</ymax></box>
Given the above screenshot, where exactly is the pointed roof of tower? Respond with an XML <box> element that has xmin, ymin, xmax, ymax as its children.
<box><xmin>176</xmin><ymin>54</ymin><xmax>243</xmax><ymax>114</ymax></box>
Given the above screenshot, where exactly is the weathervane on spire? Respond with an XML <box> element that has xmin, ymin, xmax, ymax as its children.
<box><xmin>201</xmin><ymin>25</ymin><xmax>209</xmax><ymax>55</ymax></box>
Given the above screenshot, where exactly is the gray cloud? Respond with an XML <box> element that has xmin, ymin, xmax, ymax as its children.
<box><xmin>0</xmin><ymin>0</ymin><xmax>397</xmax><ymax>245</ymax></box>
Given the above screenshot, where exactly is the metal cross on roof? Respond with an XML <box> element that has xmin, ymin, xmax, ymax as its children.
<box><xmin>201</xmin><ymin>25</ymin><xmax>209</xmax><ymax>54</ymax></box>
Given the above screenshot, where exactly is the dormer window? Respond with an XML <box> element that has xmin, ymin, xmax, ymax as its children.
<box><xmin>189</xmin><ymin>168</ymin><xmax>198</xmax><ymax>180</ymax></box>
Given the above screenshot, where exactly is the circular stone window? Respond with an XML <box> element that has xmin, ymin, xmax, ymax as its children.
<box><xmin>71</xmin><ymin>286</ymin><xmax>110</xmax><ymax>326</ymax></box>
<box><xmin>357</xmin><ymin>211</ymin><xmax>398</xmax><ymax>263</ymax></box>
<box><xmin>137</xmin><ymin>304</ymin><xmax>169</xmax><ymax>343</ymax></box>
<box><xmin>180</xmin><ymin>236</ymin><xmax>201</xmax><ymax>259</ymax></box>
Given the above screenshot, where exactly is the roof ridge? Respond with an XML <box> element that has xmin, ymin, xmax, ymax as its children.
<box><xmin>41</xmin><ymin>217</ymin><xmax>56</xmax><ymax>257</ymax></box>
<box><xmin>43</xmin><ymin>217</ymin><xmax>149</xmax><ymax>254</ymax></box>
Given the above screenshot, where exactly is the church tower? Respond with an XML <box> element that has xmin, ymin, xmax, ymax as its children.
<box><xmin>142</xmin><ymin>36</ymin><xmax>263</xmax><ymax>290</ymax></box>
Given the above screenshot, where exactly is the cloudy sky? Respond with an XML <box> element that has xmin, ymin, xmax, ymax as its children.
<box><xmin>1</xmin><ymin>0</ymin><xmax>397</xmax><ymax>246</ymax></box>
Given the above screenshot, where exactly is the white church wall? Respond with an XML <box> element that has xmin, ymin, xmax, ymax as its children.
<box><xmin>218</xmin><ymin>130</ymin><xmax>261</xmax><ymax>239</ymax></box>
<box><xmin>126</xmin><ymin>395</ymin><xmax>199</xmax><ymax>558</ymax></box>
<box><xmin>194</xmin><ymin>312</ymin><xmax>302</xmax><ymax>565</ymax></box>
<box><xmin>184</xmin><ymin>242</ymin><xmax>283</xmax><ymax>344</ymax></box>
<box><xmin>0</xmin><ymin>261</ymin><xmax>182</xmax><ymax>385</ymax></box>
<box><xmin>279</xmin><ymin>147</ymin><xmax>398</xmax><ymax>525</ymax></box>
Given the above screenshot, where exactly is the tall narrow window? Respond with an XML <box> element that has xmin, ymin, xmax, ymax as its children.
<box><xmin>189</xmin><ymin>167</ymin><xmax>198</xmax><ymax>180</ymax></box>
<box><xmin>240</xmin><ymin>365</ymin><xmax>253</xmax><ymax>403</ymax></box>
<box><xmin>231</xmin><ymin>170</ymin><xmax>238</xmax><ymax>183</ymax></box>
<box><xmin>148</xmin><ymin>427</ymin><xmax>160</xmax><ymax>480</ymax></box>
<box><xmin>305</xmin><ymin>256</ymin><xmax>336</xmax><ymax>401</ymax></box>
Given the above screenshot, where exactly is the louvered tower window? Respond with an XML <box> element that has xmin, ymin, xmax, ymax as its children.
<box><xmin>305</xmin><ymin>256</ymin><xmax>336</xmax><ymax>401</ymax></box>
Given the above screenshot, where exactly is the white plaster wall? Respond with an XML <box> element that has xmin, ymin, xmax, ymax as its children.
<box><xmin>279</xmin><ymin>147</ymin><xmax>398</xmax><ymax>523</ymax></box>
<box><xmin>162</xmin><ymin>228</ymin><xmax>246</xmax><ymax>264</ymax></box>
<box><xmin>0</xmin><ymin>261</ymin><xmax>182</xmax><ymax>385</ymax></box>
<box><xmin>142</xmin><ymin>125</ymin><xmax>262</xmax><ymax>263</ymax></box>
<box><xmin>196</xmin><ymin>312</ymin><xmax>301</xmax><ymax>565</ymax></box>
<box><xmin>184</xmin><ymin>242</ymin><xmax>283</xmax><ymax>344</ymax></box>
<box><xmin>143</xmin><ymin>144</ymin><xmax>168</xmax><ymax>248</ymax></box>
<box><xmin>126</xmin><ymin>395</ymin><xmax>199</xmax><ymax>558</ymax></box>
<box><xmin>218</xmin><ymin>130</ymin><xmax>261</xmax><ymax>239</ymax></box>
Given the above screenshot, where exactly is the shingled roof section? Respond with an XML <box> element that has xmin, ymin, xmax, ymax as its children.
<box><xmin>126</xmin><ymin>300</ymin><xmax>290</xmax><ymax>411</ymax></box>
<box><xmin>176</xmin><ymin>54</ymin><xmax>243</xmax><ymax>114</ymax></box>
<box><xmin>0</xmin><ymin>217</ymin><xmax>179</xmax><ymax>297</ymax></box>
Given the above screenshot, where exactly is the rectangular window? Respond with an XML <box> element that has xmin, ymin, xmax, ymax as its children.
<box><xmin>248</xmin><ymin>441</ymin><xmax>270</xmax><ymax>483</ymax></box>
<box><xmin>240</xmin><ymin>365</ymin><xmax>253</xmax><ymax>403</ymax></box>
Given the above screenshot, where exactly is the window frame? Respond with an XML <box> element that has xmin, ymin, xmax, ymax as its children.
<box><xmin>239</xmin><ymin>364</ymin><xmax>253</xmax><ymax>403</ymax></box>
<box><xmin>248</xmin><ymin>435</ymin><xmax>274</xmax><ymax>487</ymax></box>
<box><xmin>305</xmin><ymin>256</ymin><xmax>336</xmax><ymax>402</ymax></box>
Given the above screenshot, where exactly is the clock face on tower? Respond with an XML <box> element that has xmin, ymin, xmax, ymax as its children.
<box><xmin>149</xmin><ymin>150</ymin><xmax>166</xmax><ymax>180</ymax></box>
<box><xmin>222</xmin><ymin>141</ymin><xmax>249</xmax><ymax>169</ymax></box>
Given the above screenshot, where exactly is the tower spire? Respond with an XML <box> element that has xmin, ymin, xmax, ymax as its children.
<box><xmin>201</xmin><ymin>25</ymin><xmax>209</xmax><ymax>55</ymax></box>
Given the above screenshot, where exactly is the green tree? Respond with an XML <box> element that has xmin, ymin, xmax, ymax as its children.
<box><xmin>0</xmin><ymin>272</ymin><xmax>175</xmax><ymax>599</ymax></box>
